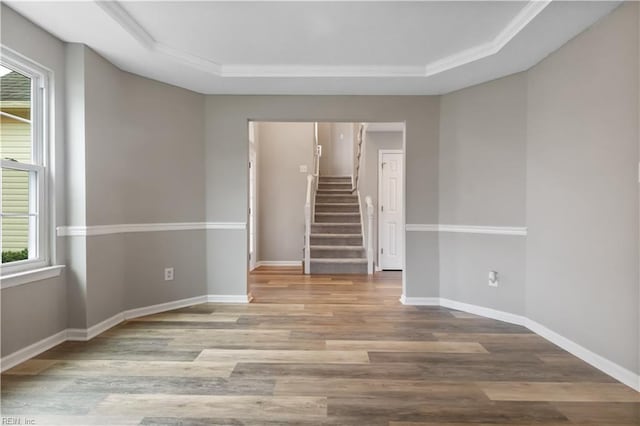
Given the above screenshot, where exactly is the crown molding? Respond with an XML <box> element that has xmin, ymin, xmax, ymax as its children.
<box><xmin>94</xmin><ymin>0</ymin><xmax>551</xmax><ymax>79</ymax></box>
<box><xmin>220</xmin><ymin>64</ymin><xmax>427</xmax><ymax>78</ymax></box>
<box><xmin>95</xmin><ymin>0</ymin><xmax>223</xmax><ymax>75</ymax></box>
<box><xmin>424</xmin><ymin>0</ymin><xmax>551</xmax><ymax>77</ymax></box>
<box><xmin>95</xmin><ymin>0</ymin><xmax>154</xmax><ymax>49</ymax></box>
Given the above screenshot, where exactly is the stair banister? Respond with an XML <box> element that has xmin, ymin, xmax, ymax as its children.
<box><xmin>304</xmin><ymin>173</ymin><xmax>315</xmax><ymax>275</ymax></box>
<box><xmin>314</xmin><ymin>122</ymin><xmax>321</xmax><ymax>193</ymax></box>
<box><xmin>353</xmin><ymin>124</ymin><xmax>366</xmax><ymax>193</ymax></box>
<box><xmin>365</xmin><ymin>196</ymin><xmax>374</xmax><ymax>274</ymax></box>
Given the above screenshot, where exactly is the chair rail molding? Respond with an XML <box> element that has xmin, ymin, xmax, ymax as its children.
<box><xmin>57</xmin><ymin>222</ymin><xmax>246</xmax><ymax>237</ymax></box>
<box><xmin>405</xmin><ymin>224</ymin><xmax>527</xmax><ymax>236</ymax></box>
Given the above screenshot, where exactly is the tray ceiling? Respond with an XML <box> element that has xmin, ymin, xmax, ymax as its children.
<box><xmin>5</xmin><ymin>1</ymin><xmax>621</xmax><ymax>94</ymax></box>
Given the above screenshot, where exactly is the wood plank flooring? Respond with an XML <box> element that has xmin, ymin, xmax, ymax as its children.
<box><xmin>1</xmin><ymin>266</ymin><xmax>638</xmax><ymax>425</ymax></box>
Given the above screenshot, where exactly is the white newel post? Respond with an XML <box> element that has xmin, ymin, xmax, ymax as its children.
<box><xmin>365</xmin><ymin>196</ymin><xmax>374</xmax><ymax>274</ymax></box>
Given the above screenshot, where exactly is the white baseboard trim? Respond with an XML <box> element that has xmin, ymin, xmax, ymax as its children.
<box><xmin>256</xmin><ymin>261</ymin><xmax>301</xmax><ymax>267</ymax></box>
<box><xmin>400</xmin><ymin>295</ymin><xmax>640</xmax><ymax>392</ymax></box>
<box><xmin>0</xmin><ymin>293</ymin><xmax>252</xmax><ymax>372</ymax></box>
<box><xmin>4</xmin><ymin>293</ymin><xmax>637</xmax><ymax>391</ymax></box>
<box><xmin>207</xmin><ymin>294</ymin><xmax>252</xmax><ymax>303</ymax></box>
<box><xmin>66</xmin><ymin>295</ymin><xmax>212</xmax><ymax>341</ymax></box>
<box><xmin>67</xmin><ymin>313</ymin><xmax>124</xmax><ymax>341</ymax></box>
<box><xmin>526</xmin><ymin>319</ymin><xmax>640</xmax><ymax>392</ymax></box>
<box><xmin>399</xmin><ymin>295</ymin><xmax>439</xmax><ymax>305</ymax></box>
<box><xmin>124</xmin><ymin>295</ymin><xmax>209</xmax><ymax>320</ymax></box>
<box><xmin>0</xmin><ymin>330</ymin><xmax>68</xmax><ymax>372</ymax></box>
<box><xmin>439</xmin><ymin>298</ymin><xmax>528</xmax><ymax>327</ymax></box>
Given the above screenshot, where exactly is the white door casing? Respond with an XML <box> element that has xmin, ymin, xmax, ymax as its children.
<box><xmin>378</xmin><ymin>150</ymin><xmax>404</xmax><ymax>270</ymax></box>
<box><xmin>249</xmin><ymin>122</ymin><xmax>257</xmax><ymax>271</ymax></box>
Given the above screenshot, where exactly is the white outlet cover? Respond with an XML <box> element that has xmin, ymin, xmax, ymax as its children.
<box><xmin>164</xmin><ymin>267</ymin><xmax>174</xmax><ymax>281</ymax></box>
<box><xmin>488</xmin><ymin>270</ymin><xmax>498</xmax><ymax>287</ymax></box>
<box><xmin>299</xmin><ymin>165</ymin><xmax>308</xmax><ymax>173</ymax></box>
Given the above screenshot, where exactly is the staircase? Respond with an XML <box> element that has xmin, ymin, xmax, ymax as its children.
<box><xmin>309</xmin><ymin>176</ymin><xmax>367</xmax><ymax>274</ymax></box>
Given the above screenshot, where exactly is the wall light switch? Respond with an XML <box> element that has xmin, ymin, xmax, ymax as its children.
<box><xmin>299</xmin><ymin>165</ymin><xmax>308</xmax><ymax>173</ymax></box>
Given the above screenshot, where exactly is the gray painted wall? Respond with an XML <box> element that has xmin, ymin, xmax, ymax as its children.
<box><xmin>67</xmin><ymin>45</ymin><xmax>207</xmax><ymax>328</ymax></box>
<box><xmin>256</xmin><ymin>122</ymin><xmax>314</xmax><ymax>262</ymax></box>
<box><xmin>360</xmin><ymin>130</ymin><xmax>403</xmax><ymax>267</ymax></box>
<box><xmin>317</xmin><ymin>123</ymin><xmax>331</xmax><ymax>176</ymax></box>
<box><xmin>438</xmin><ymin>73</ymin><xmax>527</xmax><ymax>315</ymax></box>
<box><xmin>439</xmin><ymin>73</ymin><xmax>527</xmax><ymax>226</ymax></box>
<box><xmin>526</xmin><ymin>2</ymin><xmax>639</xmax><ymax>374</ymax></box>
<box><xmin>1</xmin><ymin>4</ymin><xmax>68</xmax><ymax>357</ymax></box>
<box><xmin>204</xmin><ymin>96</ymin><xmax>441</xmax><ymax>297</ymax></box>
<box><xmin>319</xmin><ymin>122</ymin><xmax>355</xmax><ymax>177</ymax></box>
<box><xmin>123</xmin><ymin>231</ymin><xmax>206</xmax><ymax>310</ymax></box>
<box><xmin>439</xmin><ymin>234</ymin><xmax>526</xmax><ymax>315</ymax></box>
<box><xmin>3</xmin><ymin>1</ymin><xmax>638</xmax><ymax>383</ymax></box>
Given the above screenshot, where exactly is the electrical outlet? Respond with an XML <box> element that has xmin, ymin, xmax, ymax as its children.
<box><xmin>164</xmin><ymin>267</ymin><xmax>174</xmax><ymax>281</ymax></box>
<box><xmin>488</xmin><ymin>270</ymin><xmax>498</xmax><ymax>287</ymax></box>
<box><xmin>299</xmin><ymin>165</ymin><xmax>308</xmax><ymax>173</ymax></box>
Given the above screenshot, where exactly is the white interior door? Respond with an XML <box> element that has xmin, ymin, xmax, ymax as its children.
<box><xmin>249</xmin><ymin>123</ymin><xmax>257</xmax><ymax>271</ymax></box>
<box><xmin>378</xmin><ymin>150</ymin><xmax>404</xmax><ymax>270</ymax></box>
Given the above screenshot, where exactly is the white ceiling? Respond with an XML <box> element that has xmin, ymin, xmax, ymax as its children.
<box><xmin>6</xmin><ymin>1</ymin><xmax>621</xmax><ymax>95</ymax></box>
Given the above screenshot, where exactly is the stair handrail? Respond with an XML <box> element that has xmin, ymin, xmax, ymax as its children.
<box><xmin>365</xmin><ymin>195</ymin><xmax>374</xmax><ymax>274</ymax></box>
<box><xmin>353</xmin><ymin>124</ymin><xmax>366</xmax><ymax>193</ymax></box>
<box><xmin>304</xmin><ymin>173</ymin><xmax>315</xmax><ymax>275</ymax></box>
<box><xmin>314</xmin><ymin>122</ymin><xmax>321</xmax><ymax>193</ymax></box>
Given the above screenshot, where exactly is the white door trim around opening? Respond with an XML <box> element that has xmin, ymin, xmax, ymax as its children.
<box><xmin>248</xmin><ymin>122</ymin><xmax>258</xmax><ymax>271</ymax></box>
<box><xmin>378</xmin><ymin>149</ymin><xmax>404</xmax><ymax>271</ymax></box>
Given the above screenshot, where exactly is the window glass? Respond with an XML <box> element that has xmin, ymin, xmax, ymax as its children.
<box><xmin>1</xmin><ymin>216</ymin><xmax>29</xmax><ymax>263</ymax></box>
<box><xmin>1</xmin><ymin>62</ymin><xmax>40</xmax><ymax>267</ymax></box>
<box><xmin>0</xmin><ymin>65</ymin><xmax>32</xmax><ymax>163</ymax></box>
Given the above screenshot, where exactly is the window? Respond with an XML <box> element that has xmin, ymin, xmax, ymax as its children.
<box><xmin>1</xmin><ymin>50</ymin><xmax>49</xmax><ymax>275</ymax></box>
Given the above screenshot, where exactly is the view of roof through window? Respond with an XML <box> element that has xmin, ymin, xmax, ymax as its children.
<box><xmin>1</xmin><ymin>65</ymin><xmax>32</xmax><ymax>263</ymax></box>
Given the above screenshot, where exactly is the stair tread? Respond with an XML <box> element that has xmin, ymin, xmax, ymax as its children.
<box><xmin>315</xmin><ymin>212</ymin><xmax>360</xmax><ymax>215</ymax></box>
<box><xmin>316</xmin><ymin>202</ymin><xmax>359</xmax><ymax>205</ymax></box>
<box><xmin>311</xmin><ymin>258</ymin><xmax>367</xmax><ymax>263</ymax></box>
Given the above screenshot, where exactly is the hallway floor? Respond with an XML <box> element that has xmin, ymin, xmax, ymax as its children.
<box><xmin>1</xmin><ymin>267</ymin><xmax>638</xmax><ymax>425</ymax></box>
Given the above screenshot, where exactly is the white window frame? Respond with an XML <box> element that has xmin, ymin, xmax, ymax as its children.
<box><xmin>1</xmin><ymin>48</ymin><xmax>50</xmax><ymax>276</ymax></box>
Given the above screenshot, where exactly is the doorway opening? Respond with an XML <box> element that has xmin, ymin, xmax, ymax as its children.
<box><xmin>247</xmin><ymin>121</ymin><xmax>406</xmax><ymax>300</ymax></box>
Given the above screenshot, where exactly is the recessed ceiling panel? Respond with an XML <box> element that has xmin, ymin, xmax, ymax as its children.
<box><xmin>3</xmin><ymin>0</ymin><xmax>622</xmax><ymax>94</ymax></box>
<box><xmin>121</xmin><ymin>1</ymin><xmax>526</xmax><ymax>66</ymax></box>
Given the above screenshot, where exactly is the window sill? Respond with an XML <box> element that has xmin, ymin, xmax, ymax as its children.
<box><xmin>1</xmin><ymin>265</ymin><xmax>65</xmax><ymax>289</ymax></box>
